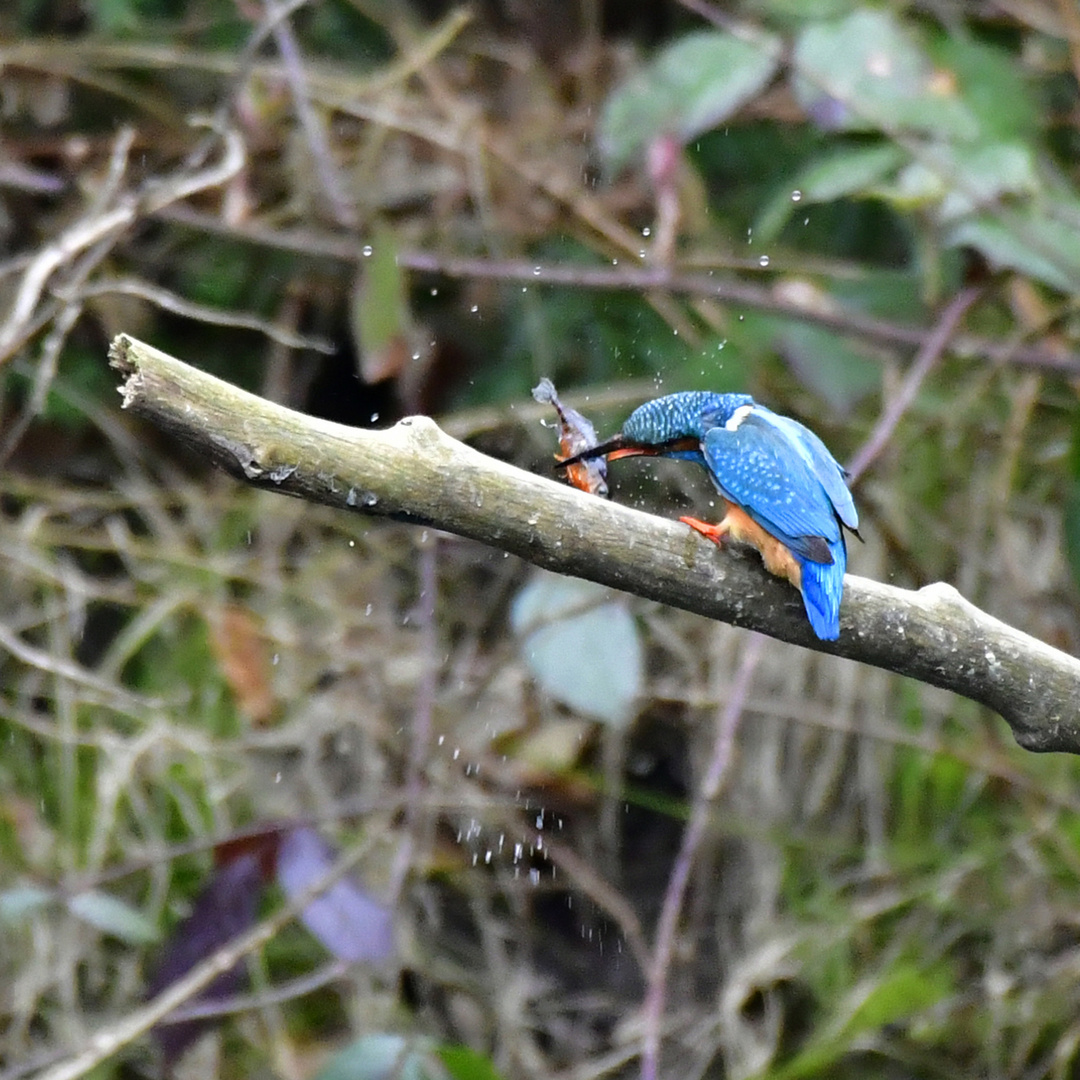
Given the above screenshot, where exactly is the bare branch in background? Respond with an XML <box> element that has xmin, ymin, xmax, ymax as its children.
<box><xmin>847</xmin><ymin>286</ymin><xmax>984</xmax><ymax>483</ymax></box>
<box><xmin>263</xmin><ymin>0</ymin><xmax>356</xmax><ymax>228</ymax></box>
<box><xmin>0</xmin><ymin>122</ymin><xmax>245</xmax><ymax>369</ymax></box>
<box><xmin>641</xmin><ymin>633</ymin><xmax>764</xmax><ymax>1080</ymax></box>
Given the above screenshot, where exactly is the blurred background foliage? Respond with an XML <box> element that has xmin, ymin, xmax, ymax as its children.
<box><xmin>3</xmin><ymin>0</ymin><xmax>1080</xmax><ymax>1078</ymax></box>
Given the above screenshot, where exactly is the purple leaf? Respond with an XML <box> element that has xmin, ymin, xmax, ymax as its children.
<box><xmin>146</xmin><ymin>852</ymin><xmax>264</xmax><ymax>1067</ymax></box>
<box><xmin>276</xmin><ymin>827</ymin><xmax>394</xmax><ymax>965</ymax></box>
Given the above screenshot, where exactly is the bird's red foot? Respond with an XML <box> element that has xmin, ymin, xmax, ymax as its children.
<box><xmin>680</xmin><ymin>516</ymin><xmax>729</xmax><ymax>546</ymax></box>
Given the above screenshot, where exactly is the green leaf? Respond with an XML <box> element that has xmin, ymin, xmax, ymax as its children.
<box><xmin>794</xmin><ymin>144</ymin><xmax>907</xmax><ymax>204</ymax></box>
<box><xmin>1063</xmin><ymin>482</ymin><xmax>1080</xmax><ymax>592</ymax></box>
<box><xmin>0</xmin><ymin>885</ymin><xmax>55</xmax><ymax>922</ymax></box>
<box><xmin>793</xmin><ymin>10</ymin><xmax>978</xmax><ymax>140</ymax></box>
<box><xmin>842</xmin><ymin>962</ymin><xmax>954</xmax><ymax>1036</ymax></box>
<box><xmin>775</xmin><ymin>322</ymin><xmax>880</xmax><ymax>414</ymax></box>
<box><xmin>947</xmin><ymin>208</ymin><xmax>1080</xmax><ymax>293</ymax></box>
<box><xmin>748</xmin><ymin>0</ymin><xmax>857</xmax><ymax>20</ymax></box>
<box><xmin>756</xmin><ymin>143</ymin><xmax>905</xmax><ymax>243</ymax></box>
<box><xmin>437</xmin><ymin>1045</ymin><xmax>507</xmax><ymax>1080</ymax></box>
<box><xmin>928</xmin><ymin>33</ymin><xmax>1037</xmax><ymax>142</ymax></box>
<box><xmin>873</xmin><ymin>142</ymin><xmax>1039</xmax><ymax>219</ymax></box>
<box><xmin>938</xmin><ymin>143</ymin><xmax>1038</xmax><ymax>220</ymax></box>
<box><xmin>831</xmin><ymin>268</ymin><xmax>927</xmax><ymax>324</ymax></box>
<box><xmin>599</xmin><ymin>30</ymin><xmax>780</xmax><ymax>171</ymax></box>
<box><xmin>350</xmin><ymin>222</ymin><xmax>411</xmax><ymax>382</ymax></box>
<box><xmin>315</xmin><ymin>1035</ymin><xmax>446</xmax><ymax>1080</ymax></box>
<box><xmin>511</xmin><ymin>573</ymin><xmax>643</xmax><ymax>728</ymax></box>
<box><xmin>771</xmin><ymin>962</ymin><xmax>954</xmax><ymax>1080</ymax></box>
<box><xmin>67</xmin><ymin>889</ymin><xmax>160</xmax><ymax>945</ymax></box>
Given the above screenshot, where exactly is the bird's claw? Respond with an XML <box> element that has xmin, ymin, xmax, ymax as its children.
<box><xmin>679</xmin><ymin>515</ymin><xmax>729</xmax><ymax>546</ymax></box>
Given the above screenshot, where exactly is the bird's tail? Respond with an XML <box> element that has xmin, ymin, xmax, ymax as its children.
<box><xmin>798</xmin><ymin>538</ymin><xmax>847</xmax><ymax>641</ymax></box>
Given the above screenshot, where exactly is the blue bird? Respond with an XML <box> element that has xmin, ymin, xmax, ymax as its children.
<box><xmin>559</xmin><ymin>392</ymin><xmax>859</xmax><ymax>640</ymax></box>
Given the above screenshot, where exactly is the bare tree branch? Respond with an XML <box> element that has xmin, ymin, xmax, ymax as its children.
<box><xmin>148</xmin><ymin>208</ymin><xmax>1080</xmax><ymax>375</ymax></box>
<box><xmin>108</xmin><ymin>333</ymin><xmax>1080</xmax><ymax>755</ymax></box>
<box><xmin>642</xmin><ymin>633</ymin><xmax>763</xmax><ymax>1080</ymax></box>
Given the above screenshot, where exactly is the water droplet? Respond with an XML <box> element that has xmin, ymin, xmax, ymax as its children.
<box><xmin>758</xmin><ymin>255</ymin><xmax>770</xmax><ymax>267</ymax></box>
<box><xmin>362</xmin><ymin>244</ymin><xmax>373</xmax><ymax>256</ymax></box>
<box><xmin>430</xmin><ymin>287</ymin><xmax>439</xmax><ymax>296</ymax></box>
<box><xmin>791</xmin><ymin>190</ymin><xmax>802</xmax><ymax>202</ymax></box>
<box><xmin>370</xmin><ymin>411</ymin><xmax>380</xmax><ymax>422</ymax></box>
<box><xmin>533</xmin><ymin>265</ymin><xmax>541</xmax><ymax>276</ymax></box>
<box><xmin>642</xmin><ymin>226</ymin><xmax>651</xmax><ymax>237</ymax></box>
<box><xmin>470</xmin><ymin>304</ymin><xmax>479</xmax><ymax>313</ymax></box>
<box><xmin>527</xmin><ymin>513</ymin><xmax>540</xmax><ymax>525</ymax></box>
<box><xmin>365</xmin><ymin>603</ymin><xmax>373</xmax><ymax>616</ymax></box>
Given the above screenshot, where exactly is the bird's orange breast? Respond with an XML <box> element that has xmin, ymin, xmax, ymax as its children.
<box><xmin>721</xmin><ymin>502</ymin><xmax>803</xmax><ymax>591</ymax></box>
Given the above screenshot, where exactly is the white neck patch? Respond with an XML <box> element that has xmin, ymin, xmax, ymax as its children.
<box><xmin>725</xmin><ymin>404</ymin><xmax>754</xmax><ymax>431</ymax></box>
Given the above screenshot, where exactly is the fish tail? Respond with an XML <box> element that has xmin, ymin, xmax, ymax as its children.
<box><xmin>797</xmin><ymin>538</ymin><xmax>847</xmax><ymax>641</ymax></box>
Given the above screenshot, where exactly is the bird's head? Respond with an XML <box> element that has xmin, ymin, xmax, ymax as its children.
<box><xmin>555</xmin><ymin>391</ymin><xmax>753</xmax><ymax>473</ymax></box>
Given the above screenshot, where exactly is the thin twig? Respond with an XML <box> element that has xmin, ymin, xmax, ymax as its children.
<box><xmin>265</xmin><ymin>0</ymin><xmax>356</xmax><ymax>228</ymax></box>
<box><xmin>33</xmin><ymin>837</ymin><xmax>377</xmax><ymax>1080</ymax></box>
<box><xmin>395</xmin><ymin>252</ymin><xmax>1074</xmax><ymax>374</ymax></box>
<box><xmin>0</xmin><ymin>621</ymin><xmax>158</xmax><ymax>713</ymax></box>
<box><xmin>640</xmin><ymin>634</ymin><xmax>764</xmax><ymax>1080</ymax></box>
<box><xmin>0</xmin><ymin>122</ymin><xmax>244</xmax><ymax>368</ymax></box>
<box><xmin>0</xmin><ymin>302</ymin><xmax>81</xmax><ymax>468</ymax></box>
<box><xmin>390</xmin><ymin>534</ymin><xmax>439</xmax><ymax>902</ymax></box>
<box><xmin>408</xmin><ymin>537</ymin><xmax>439</xmax><ymax>811</ymax></box>
<box><xmin>847</xmin><ymin>286</ymin><xmax>984</xmax><ymax>484</ymax></box>
<box><xmin>148</xmin><ymin>210</ymin><xmax>1080</xmax><ymax>372</ymax></box>
<box><xmin>75</xmin><ymin>277</ymin><xmax>336</xmax><ymax>353</ymax></box>
<box><xmin>0</xmin><ymin>220</ymin><xmax>129</xmax><ymax>465</ymax></box>
<box><xmin>160</xmin><ymin>959</ymin><xmax>349</xmax><ymax>1023</ymax></box>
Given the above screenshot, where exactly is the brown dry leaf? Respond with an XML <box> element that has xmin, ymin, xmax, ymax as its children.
<box><xmin>208</xmin><ymin>603</ymin><xmax>277</xmax><ymax>726</ymax></box>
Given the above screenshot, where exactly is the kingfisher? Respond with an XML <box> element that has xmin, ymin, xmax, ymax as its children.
<box><xmin>557</xmin><ymin>391</ymin><xmax>859</xmax><ymax>641</ymax></box>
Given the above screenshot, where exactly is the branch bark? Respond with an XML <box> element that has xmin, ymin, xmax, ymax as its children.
<box><xmin>108</xmin><ymin>333</ymin><xmax>1080</xmax><ymax>755</ymax></box>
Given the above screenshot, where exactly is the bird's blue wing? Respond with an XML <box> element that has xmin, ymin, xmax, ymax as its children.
<box><xmin>751</xmin><ymin>406</ymin><xmax>858</xmax><ymax>531</ymax></box>
<box><xmin>701</xmin><ymin>413</ymin><xmax>841</xmax><ymax>561</ymax></box>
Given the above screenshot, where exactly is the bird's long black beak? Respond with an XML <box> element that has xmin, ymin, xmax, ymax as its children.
<box><xmin>554</xmin><ymin>434</ymin><xmax>658</xmax><ymax>472</ymax></box>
